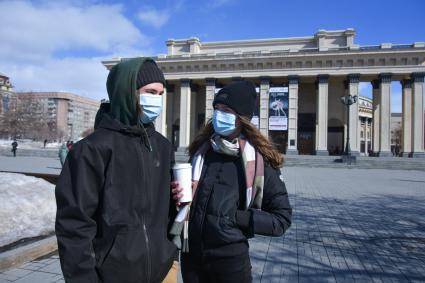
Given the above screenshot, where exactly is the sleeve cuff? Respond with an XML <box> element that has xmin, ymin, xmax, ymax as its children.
<box><xmin>236</xmin><ymin>210</ymin><xmax>254</xmax><ymax>238</ymax></box>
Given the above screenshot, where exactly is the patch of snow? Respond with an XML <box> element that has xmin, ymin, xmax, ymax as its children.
<box><xmin>0</xmin><ymin>139</ymin><xmax>60</xmax><ymax>150</ymax></box>
<box><xmin>0</xmin><ymin>172</ymin><xmax>56</xmax><ymax>247</ymax></box>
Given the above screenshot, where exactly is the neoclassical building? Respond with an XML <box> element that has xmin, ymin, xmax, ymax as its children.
<box><xmin>102</xmin><ymin>29</ymin><xmax>425</xmax><ymax>157</ymax></box>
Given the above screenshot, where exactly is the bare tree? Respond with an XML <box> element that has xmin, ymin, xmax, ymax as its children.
<box><xmin>0</xmin><ymin>94</ymin><xmax>51</xmax><ymax>140</ymax></box>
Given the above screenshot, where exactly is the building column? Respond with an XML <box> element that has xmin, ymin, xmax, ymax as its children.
<box><xmin>190</xmin><ymin>85</ymin><xmax>198</xmax><ymax>143</ymax></box>
<box><xmin>287</xmin><ymin>75</ymin><xmax>299</xmax><ymax>155</ymax></box>
<box><xmin>179</xmin><ymin>79</ymin><xmax>191</xmax><ymax>150</ymax></box>
<box><xmin>315</xmin><ymin>74</ymin><xmax>329</xmax><ymax>155</ymax></box>
<box><xmin>367</xmin><ymin>118</ymin><xmax>372</xmax><ymax>155</ymax></box>
<box><xmin>363</xmin><ymin>118</ymin><xmax>368</xmax><ymax>155</ymax></box>
<box><xmin>378</xmin><ymin>73</ymin><xmax>392</xmax><ymax>157</ymax></box>
<box><xmin>165</xmin><ymin>84</ymin><xmax>175</xmax><ymax>141</ymax></box>
<box><xmin>259</xmin><ymin>77</ymin><xmax>270</xmax><ymax>138</ymax></box>
<box><xmin>205</xmin><ymin>78</ymin><xmax>216</xmax><ymax>123</ymax></box>
<box><xmin>372</xmin><ymin>80</ymin><xmax>380</xmax><ymax>155</ymax></box>
<box><xmin>348</xmin><ymin>74</ymin><xmax>360</xmax><ymax>156</ymax></box>
<box><xmin>411</xmin><ymin>72</ymin><xmax>425</xmax><ymax>157</ymax></box>
<box><xmin>401</xmin><ymin>79</ymin><xmax>412</xmax><ymax>157</ymax></box>
<box><xmin>154</xmin><ymin>87</ymin><xmax>167</xmax><ymax>136</ymax></box>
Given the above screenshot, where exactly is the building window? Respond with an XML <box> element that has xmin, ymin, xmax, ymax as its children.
<box><xmin>361</xmin><ymin>131</ymin><xmax>364</xmax><ymax>138</ymax></box>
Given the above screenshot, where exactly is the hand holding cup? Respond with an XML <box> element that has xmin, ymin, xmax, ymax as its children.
<box><xmin>172</xmin><ymin>163</ymin><xmax>192</xmax><ymax>205</ymax></box>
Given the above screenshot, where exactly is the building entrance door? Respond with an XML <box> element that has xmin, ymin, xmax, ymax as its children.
<box><xmin>269</xmin><ymin>131</ymin><xmax>287</xmax><ymax>154</ymax></box>
<box><xmin>298</xmin><ymin>113</ymin><xmax>316</xmax><ymax>155</ymax></box>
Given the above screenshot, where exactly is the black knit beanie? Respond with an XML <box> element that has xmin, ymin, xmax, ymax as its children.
<box><xmin>213</xmin><ymin>81</ymin><xmax>257</xmax><ymax>119</ymax></box>
<box><xmin>136</xmin><ymin>60</ymin><xmax>166</xmax><ymax>89</ymax></box>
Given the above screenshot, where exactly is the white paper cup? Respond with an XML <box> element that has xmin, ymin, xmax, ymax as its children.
<box><xmin>172</xmin><ymin>163</ymin><xmax>192</xmax><ymax>203</ymax></box>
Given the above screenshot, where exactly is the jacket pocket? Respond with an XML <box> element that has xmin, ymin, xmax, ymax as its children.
<box><xmin>93</xmin><ymin>232</ymin><xmax>118</xmax><ymax>268</ymax></box>
<box><xmin>203</xmin><ymin>183</ymin><xmax>245</xmax><ymax>246</ymax></box>
<box><xmin>98</xmin><ymin>226</ymin><xmax>148</xmax><ymax>282</ymax></box>
<box><xmin>207</xmin><ymin>183</ymin><xmax>238</xmax><ymax>219</ymax></box>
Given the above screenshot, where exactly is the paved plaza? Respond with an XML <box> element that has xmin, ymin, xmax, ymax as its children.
<box><xmin>1</xmin><ymin>166</ymin><xmax>425</xmax><ymax>282</ymax></box>
<box><xmin>0</xmin><ymin>156</ymin><xmax>61</xmax><ymax>176</ymax></box>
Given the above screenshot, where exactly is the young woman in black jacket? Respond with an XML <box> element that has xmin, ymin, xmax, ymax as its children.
<box><xmin>171</xmin><ymin>81</ymin><xmax>292</xmax><ymax>283</ymax></box>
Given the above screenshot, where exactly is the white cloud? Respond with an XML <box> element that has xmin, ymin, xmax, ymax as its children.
<box><xmin>5</xmin><ymin>57</ymin><xmax>109</xmax><ymax>100</ymax></box>
<box><xmin>0</xmin><ymin>0</ymin><xmax>153</xmax><ymax>100</ymax></box>
<box><xmin>137</xmin><ymin>8</ymin><xmax>170</xmax><ymax>29</ymax></box>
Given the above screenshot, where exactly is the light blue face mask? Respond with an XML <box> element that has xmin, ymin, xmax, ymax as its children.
<box><xmin>140</xmin><ymin>93</ymin><xmax>162</xmax><ymax>124</ymax></box>
<box><xmin>212</xmin><ymin>110</ymin><xmax>236</xmax><ymax>136</ymax></box>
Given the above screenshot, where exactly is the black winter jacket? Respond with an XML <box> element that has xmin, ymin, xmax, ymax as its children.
<box><xmin>187</xmin><ymin>149</ymin><xmax>292</xmax><ymax>258</ymax></box>
<box><xmin>55</xmin><ymin>113</ymin><xmax>177</xmax><ymax>283</ymax></box>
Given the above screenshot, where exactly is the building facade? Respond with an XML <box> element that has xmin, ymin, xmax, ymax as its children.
<box><xmin>358</xmin><ymin>96</ymin><xmax>373</xmax><ymax>156</ymax></box>
<box><xmin>15</xmin><ymin>92</ymin><xmax>99</xmax><ymax>141</ymax></box>
<box><xmin>102</xmin><ymin>29</ymin><xmax>425</xmax><ymax>157</ymax></box>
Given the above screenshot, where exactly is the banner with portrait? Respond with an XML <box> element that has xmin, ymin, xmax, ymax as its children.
<box><xmin>268</xmin><ymin>87</ymin><xmax>288</xmax><ymax>131</ymax></box>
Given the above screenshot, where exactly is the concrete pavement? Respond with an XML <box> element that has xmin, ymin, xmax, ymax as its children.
<box><xmin>0</xmin><ymin>156</ymin><xmax>61</xmax><ymax>176</ymax></box>
<box><xmin>1</xmin><ymin>167</ymin><xmax>425</xmax><ymax>282</ymax></box>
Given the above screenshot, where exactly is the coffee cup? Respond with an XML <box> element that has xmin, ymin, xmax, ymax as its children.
<box><xmin>172</xmin><ymin>163</ymin><xmax>192</xmax><ymax>203</ymax></box>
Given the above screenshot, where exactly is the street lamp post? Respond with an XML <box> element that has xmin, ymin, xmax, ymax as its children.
<box><xmin>340</xmin><ymin>94</ymin><xmax>358</xmax><ymax>165</ymax></box>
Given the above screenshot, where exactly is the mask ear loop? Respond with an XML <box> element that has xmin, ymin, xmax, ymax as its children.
<box><xmin>137</xmin><ymin>95</ymin><xmax>153</xmax><ymax>152</ymax></box>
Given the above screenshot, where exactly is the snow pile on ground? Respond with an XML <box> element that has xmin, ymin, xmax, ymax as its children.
<box><xmin>0</xmin><ymin>139</ymin><xmax>61</xmax><ymax>150</ymax></box>
<box><xmin>0</xmin><ymin>172</ymin><xmax>56</xmax><ymax>247</ymax></box>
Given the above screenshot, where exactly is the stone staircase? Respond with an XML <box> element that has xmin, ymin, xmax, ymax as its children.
<box><xmin>284</xmin><ymin>155</ymin><xmax>425</xmax><ymax>171</ymax></box>
<box><xmin>175</xmin><ymin>149</ymin><xmax>190</xmax><ymax>163</ymax></box>
<box><xmin>2</xmin><ymin>146</ymin><xmax>422</xmax><ymax>171</ymax></box>
<box><xmin>175</xmin><ymin>150</ymin><xmax>425</xmax><ymax>171</ymax></box>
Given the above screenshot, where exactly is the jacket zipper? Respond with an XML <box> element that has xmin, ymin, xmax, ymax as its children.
<box><xmin>137</xmin><ymin>138</ymin><xmax>152</xmax><ymax>282</ymax></box>
<box><xmin>142</xmin><ymin>217</ymin><xmax>151</xmax><ymax>283</ymax></box>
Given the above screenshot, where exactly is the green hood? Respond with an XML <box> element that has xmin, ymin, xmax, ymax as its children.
<box><xmin>106</xmin><ymin>57</ymin><xmax>153</xmax><ymax>126</ymax></box>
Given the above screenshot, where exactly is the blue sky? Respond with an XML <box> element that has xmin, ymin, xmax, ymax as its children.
<box><xmin>1</xmin><ymin>0</ymin><xmax>424</xmax><ymax>112</ymax></box>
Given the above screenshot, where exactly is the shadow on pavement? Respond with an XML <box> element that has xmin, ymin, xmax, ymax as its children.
<box><xmin>249</xmin><ymin>193</ymin><xmax>425</xmax><ymax>282</ymax></box>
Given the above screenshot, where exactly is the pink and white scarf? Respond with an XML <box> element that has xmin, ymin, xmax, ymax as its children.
<box><xmin>169</xmin><ymin>135</ymin><xmax>264</xmax><ymax>252</ymax></box>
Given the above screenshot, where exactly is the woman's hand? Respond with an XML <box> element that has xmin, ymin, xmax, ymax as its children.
<box><xmin>171</xmin><ymin>181</ymin><xmax>183</xmax><ymax>206</ymax></box>
<box><xmin>171</xmin><ymin>181</ymin><xmax>196</xmax><ymax>206</ymax></box>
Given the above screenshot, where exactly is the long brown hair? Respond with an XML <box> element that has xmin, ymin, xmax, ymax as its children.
<box><xmin>188</xmin><ymin>116</ymin><xmax>284</xmax><ymax>169</ymax></box>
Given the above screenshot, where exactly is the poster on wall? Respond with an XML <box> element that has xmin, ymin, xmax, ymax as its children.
<box><xmin>250</xmin><ymin>87</ymin><xmax>260</xmax><ymax>128</ymax></box>
<box><xmin>268</xmin><ymin>87</ymin><xmax>288</xmax><ymax>131</ymax></box>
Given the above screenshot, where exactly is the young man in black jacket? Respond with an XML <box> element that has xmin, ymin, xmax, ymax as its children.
<box><xmin>55</xmin><ymin>58</ymin><xmax>177</xmax><ymax>283</ymax></box>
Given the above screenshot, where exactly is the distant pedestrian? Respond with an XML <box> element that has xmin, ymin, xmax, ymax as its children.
<box><xmin>59</xmin><ymin>143</ymin><xmax>68</xmax><ymax>167</ymax></box>
<box><xmin>66</xmin><ymin>140</ymin><xmax>74</xmax><ymax>151</ymax></box>
<box><xmin>11</xmin><ymin>140</ymin><xmax>18</xmax><ymax>157</ymax></box>
<box><xmin>44</xmin><ymin>139</ymin><xmax>48</xmax><ymax>148</ymax></box>
<box><xmin>395</xmin><ymin>144</ymin><xmax>400</xmax><ymax>157</ymax></box>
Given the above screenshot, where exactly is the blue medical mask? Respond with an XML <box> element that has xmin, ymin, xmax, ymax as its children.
<box><xmin>212</xmin><ymin>110</ymin><xmax>236</xmax><ymax>136</ymax></box>
<box><xmin>139</xmin><ymin>93</ymin><xmax>162</xmax><ymax>124</ymax></box>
